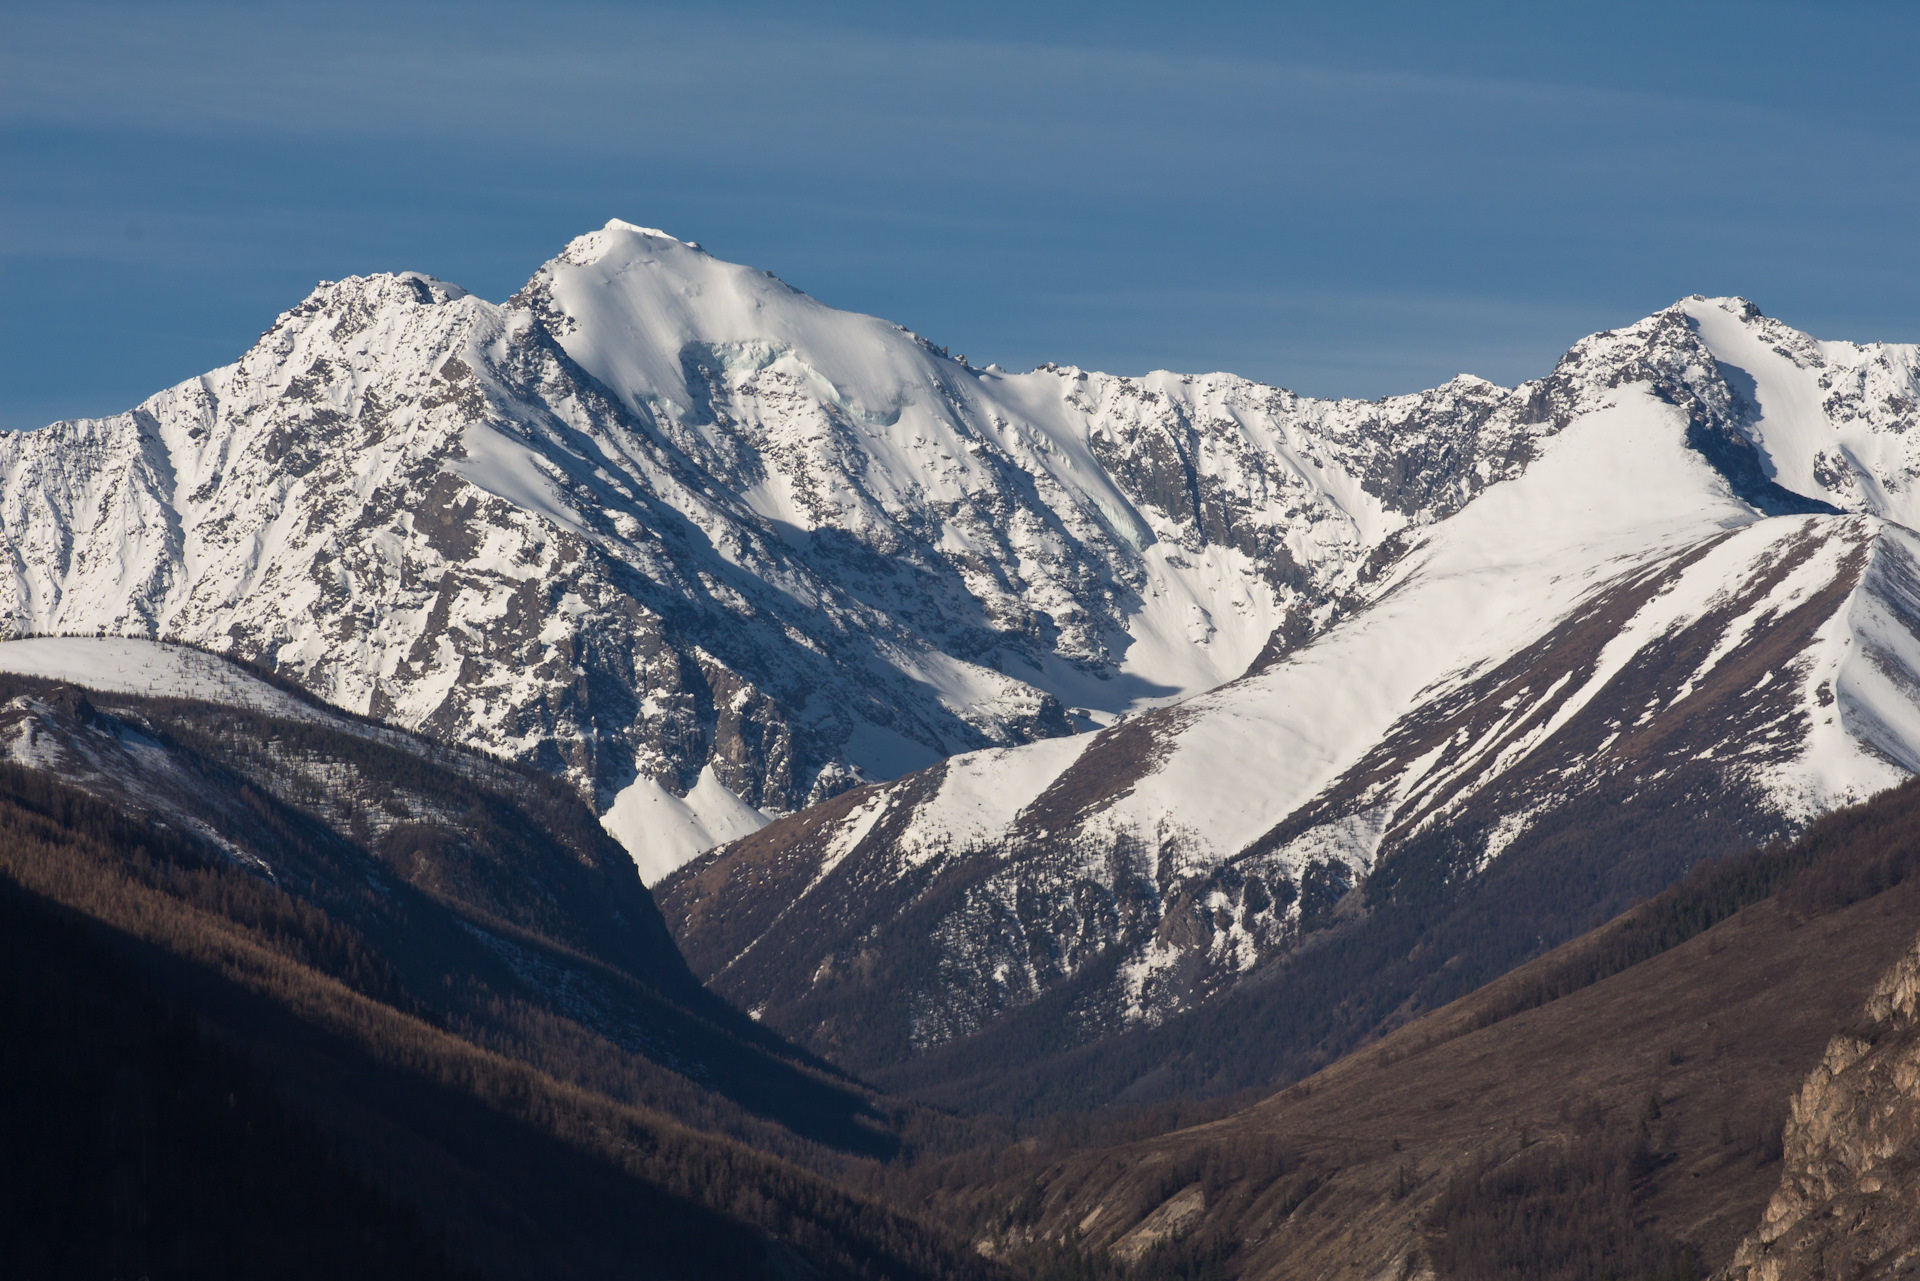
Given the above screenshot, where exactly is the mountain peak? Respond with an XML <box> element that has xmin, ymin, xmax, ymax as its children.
<box><xmin>276</xmin><ymin>271</ymin><xmax>476</xmax><ymax>330</ymax></box>
<box><xmin>554</xmin><ymin>220</ymin><xmax>706</xmax><ymax>271</ymax></box>
<box><xmin>8</xmin><ymin>224</ymin><xmax>1920</xmax><ymax>898</ymax></box>
<box><xmin>1679</xmin><ymin>293</ymin><xmax>1765</xmax><ymax>323</ymax></box>
<box><xmin>602</xmin><ymin>217</ymin><xmax>697</xmax><ymax>246</ymax></box>
<box><xmin>392</xmin><ymin>270</ymin><xmax>469</xmax><ymax>303</ymax></box>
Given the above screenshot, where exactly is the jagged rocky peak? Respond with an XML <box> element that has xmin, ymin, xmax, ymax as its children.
<box><xmin>4</xmin><ymin>222</ymin><xmax>1917</xmax><ymax>895</ymax></box>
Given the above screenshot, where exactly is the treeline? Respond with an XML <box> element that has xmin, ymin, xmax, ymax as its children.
<box><xmin>0</xmin><ymin>758</ymin><xmax>416</xmax><ymax>1011</ymax></box>
<box><xmin>984</xmin><ymin>1131</ymin><xmax>1316</xmax><ymax>1281</ymax></box>
<box><xmin>1007</xmin><ymin>1234</ymin><xmax>1232</xmax><ymax>1281</ymax></box>
<box><xmin>11</xmin><ymin>670</ymin><xmax>900</xmax><ymax>1155</ymax></box>
<box><xmin>864</xmin><ymin>771</ymin><xmax>1920</xmax><ymax>1280</ymax></box>
<box><xmin>138</xmin><ymin>691</ymin><xmax>677</xmax><ymax>976</ymax></box>
<box><xmin>21</xmin><ymin>648</ymin><xmax>1920</xmax><ymax>1279</ymax></box>
<box><xmin>885</xmin><ymin>766</ymin><xmax>1792</xmax><ymax>1119</ymax></box>
<box><xmin>1426</xmin><ymin>1103</ymin><xmax>1698</xmax><ymax>1281</ymax></box>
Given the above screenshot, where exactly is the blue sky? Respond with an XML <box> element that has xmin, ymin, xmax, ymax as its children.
<box><xmin>3</xmin><ymin>1</ymin><xmax>1916</xmax><ymax>429</ymax></box>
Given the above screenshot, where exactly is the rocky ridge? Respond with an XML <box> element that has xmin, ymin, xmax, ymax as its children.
<box><xmin>12</xmin><ymin>221</ymin><xmax>1920</xmax><ymax>1070</ymax></box>
<box><xmin>0</xmin><ymin>221</ymin><xmax>1625</xmax><ymax>879</ymax></box>
<box><xmin>657</xmin><ymin>297</ymin><xmax>1920</xmax><ymax>1077</ymax></box>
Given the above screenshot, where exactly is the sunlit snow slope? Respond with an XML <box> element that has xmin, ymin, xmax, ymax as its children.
<box><xmin>7</xmin><ymin>225</ymin><xmax>1917</xmax><ymax>904</ymax></box>
<box><xmin>656</xmin><ymin>298</ymin><xmax>1920</xmax><ymax>1059</ymax></box>
<box><xmin>0</xmin><ymin>221</ymin><xmax>1560</xmax><ymax>880</ymax></box>
<box><xmin>0</xmin><ymin>637</ymin><xmax>326</xmax><ymax>721</ymax></box>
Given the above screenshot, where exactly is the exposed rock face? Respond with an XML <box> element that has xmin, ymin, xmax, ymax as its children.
<box><xmin>0</xmin><ymin>222</ymin><xmax>1654</xmax><ymax>877</ymax></box>
<box><xmin>1722</xmin><ymin>932</ymin><xmax>1920</xmax><ymax>1281</ymax></box>
<box><xmin>10</xmin><ymin>216</ymin><xmax>1920</xmax><ymax>1050</ymax></box>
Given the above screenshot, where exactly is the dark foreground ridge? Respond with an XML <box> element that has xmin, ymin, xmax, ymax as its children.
<box><xmin>0</xmin><ymin>871</ymin><xmax>474</xmax><ymax>1279</ymax></box>
<box><xmin>0</xmin><ymin>674</ymin><xmax>985</xmax><ymax>1281</ymax></box>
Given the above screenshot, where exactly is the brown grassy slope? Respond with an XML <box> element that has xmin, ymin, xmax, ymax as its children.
<box><xmin>977</xmin><ymin>783</ymin><xmax>1920</xmax><ymax>1280</ymax></box>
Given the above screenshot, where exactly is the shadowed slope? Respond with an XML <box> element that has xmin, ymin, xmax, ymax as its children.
<box><xmin>0</xmin><ymin>666</ymin><xmax>988</xmax><ymax>1279</ymax></box>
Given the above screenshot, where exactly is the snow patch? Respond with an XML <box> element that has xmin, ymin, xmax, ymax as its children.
<box><xmin>600</xmin><ymin>765</ymin><xmax>771</xmax><ymax>885</ymax></box>
<box><xmin>896</xmin><ymin>734</ymin><xmax>1092</xmax><ymax>863</ymax></box>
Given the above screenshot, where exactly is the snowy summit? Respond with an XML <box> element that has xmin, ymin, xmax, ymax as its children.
<box><xmin>0</xmin><ymin>223</ymin><xmax>1916</xmax><ymax>902</ymax></box>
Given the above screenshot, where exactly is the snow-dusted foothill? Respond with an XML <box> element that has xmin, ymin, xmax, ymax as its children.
<box><xmin>0</xmin><ymin>637</ymin><xmax>327</xmax><ymax>722</ymax></box>
<box><xmin>0</xmin><ymin>221</ymin><xmax>1588</xmax><ymax>880</ymax></box>
<box><xmin>654</xmin><ymin>297</ymin><xmax>1920</xmax><ymax>1072</ymax></box>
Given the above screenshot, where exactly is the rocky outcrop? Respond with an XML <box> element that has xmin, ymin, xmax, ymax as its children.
<box><xmin>1721</xmin><ymin>932</ymin><xmax>1920</xmax><ymax>1280</ymax></box>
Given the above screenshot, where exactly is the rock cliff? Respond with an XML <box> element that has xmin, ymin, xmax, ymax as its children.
<box><xmin>1722</xmin><ymin>931</ymin><xmax>1920</xmax><ymax>1279</ymax></box>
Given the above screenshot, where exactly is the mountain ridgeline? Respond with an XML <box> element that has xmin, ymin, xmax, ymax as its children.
<box><xmin>0</xmin><ymin>221</ymin><xmax>1563</xmax><ymax>877</ymax></box>
<box><xmin>655</xmin><ymin>295</ymin><xmax>1920</xmax><ymax>1105</ymax></box>
<box><xmin>9</xmin><ymin>222</ymin><xmax>1920</xmax><ymax>1277</ymax></box>
<box><xmin>12</xmin><ymin>224</ymin><xmax>1913</xmax><ymax>892</ymax></box>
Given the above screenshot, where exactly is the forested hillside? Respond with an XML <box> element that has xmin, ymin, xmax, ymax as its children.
<box><xmin>0</xmin><ymin>672</ymin><xmax>984</xmax><ymax>1280</ymax></box>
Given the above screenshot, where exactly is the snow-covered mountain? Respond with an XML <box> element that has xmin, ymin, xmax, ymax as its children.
<box><xmin>653</xmin><ymin>298</ymin><xmax>1920</xmax><ymax>1078</ymax></box>
<box><xmin>0</xmin><ymin>220</ymin><xmax>1591</xmax><ymax>881</ymax></box>
<box><xmin>12</xmin><ymin>216</ymin><xmax>1920</xmax><ymax>1094</ymax></box>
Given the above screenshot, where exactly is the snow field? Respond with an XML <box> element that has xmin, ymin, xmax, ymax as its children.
<box><xmin>0</xmin><ymin>637</ymin><xmax>331</xmax><ymax>722</ymax></box>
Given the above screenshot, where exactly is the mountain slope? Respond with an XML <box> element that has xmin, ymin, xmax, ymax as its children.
<box><xmin>0</xmin><ymin>637</ymin><xmax>902</xmax><ymax>1157</ymax></box>
<box><xmin>0</xmin><ymin>862</ymin><xmax>476</xmax><ymax>1281</ymax></box>
<box><xmin>0</xmin><ymin>641</ymin><xmax>986</xmax><ymax>1278</ymax></box>
<box><xmin>17</xmin><ymin>227</ymin><xmax>1859</xmax><ymax>883</ymax></box>
<box><xmin>1723</xmin><ymin>925</ymin><xmax>1920</xmax><ymax>1279</ymax></box>
<box><xmin>0</xmin><ymin>221</ymin><xmax>1563</xmax><ymax>880</ymax></box>
<box><xmin>11</xmin><ymin>220</ymin><xmax>1920</xmax><ymax>1091</ymax></box>
<box><xmin>657</xmin><ymin>297</ymin><xmax>1920</xmax><ymax>1087</ymax></box>
<box><xmin>957</xmin><ymin>775</ymin><xmax>1920</xmax><ymax>1280</ymax></box>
